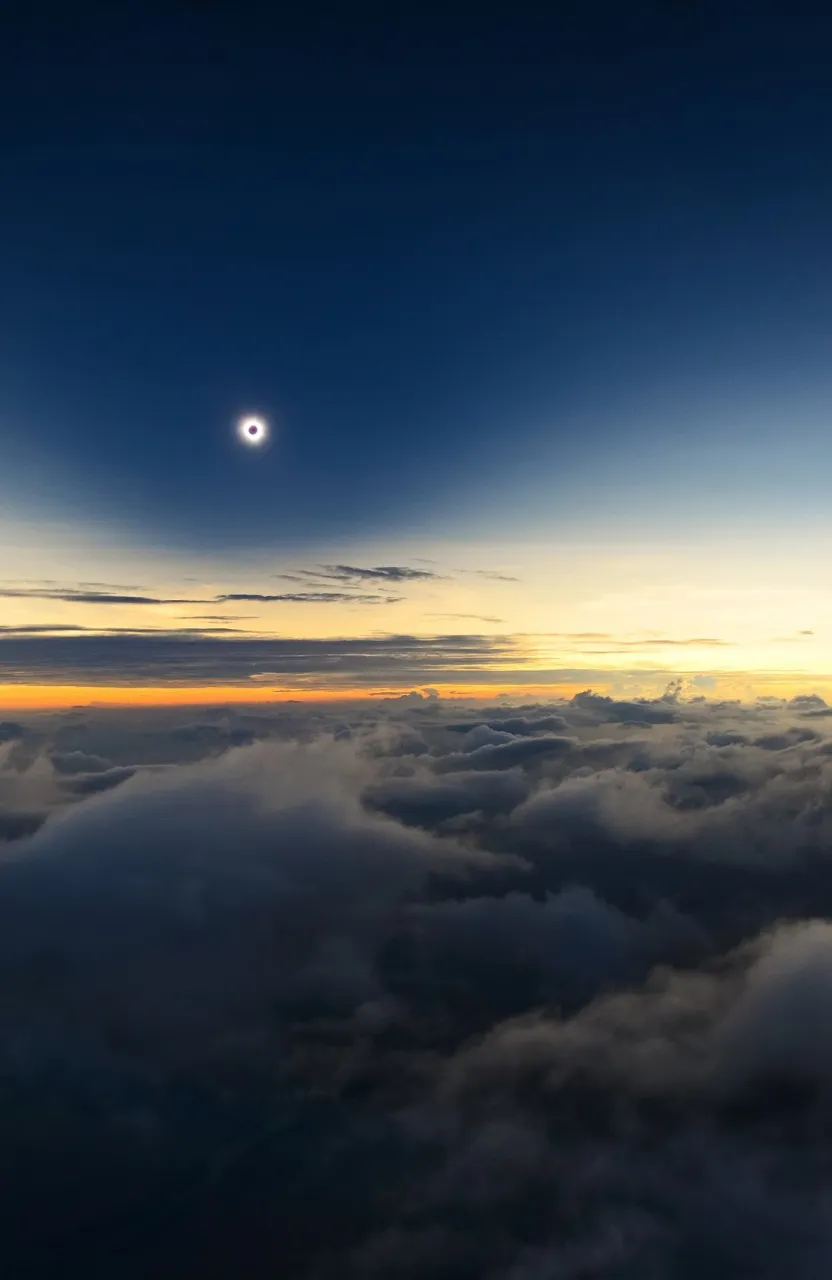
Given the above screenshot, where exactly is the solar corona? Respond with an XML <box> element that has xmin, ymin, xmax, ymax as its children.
<box><xmin>237</xmin><ymin>415</ymin><xmax>268</xmax><ymax>446</ymax></box>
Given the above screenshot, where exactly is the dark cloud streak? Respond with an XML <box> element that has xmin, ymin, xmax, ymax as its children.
<box><xmin>0</xmin><ymin>631</ymin><xmax>521</xmax><ymax>686</ymax></box>
<box><xmin>216</xmin><ymin>592</ymin><xmax>403</xmax><ymax>604</ymax></box>
<box><xmin>0</xmin><ymin>588</ymin><xmax>208</xmax><ymax>605</ymax></box>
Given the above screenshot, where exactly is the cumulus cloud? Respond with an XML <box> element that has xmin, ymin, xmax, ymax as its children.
<box><xmin>1</xmin><ymin>695</ymin><xmax>832</xmax><ymax>1276</ymax></box>
<box><xmin>0</xmin><ymin>810</ymin><xmax>44</xmax><ymax>840</ymax></box>
<box><xmin>59</xmin><ymin>764</ymin><xmax>139</xmax><ymax>795</ymax></box>
<box><xmin>432</xmin><ymin>733</ymin><xmax>576</xmax><ymax>773</ymax></box>
<box><xmin>48</xmin><ymin>750</ymin><xmax>112</xmax><ymax>774</ymax></box>
<box><xmin>365</xmin><ymin>767</ymin><xmax>531</xmax><ymax>827</ymax></box>
<box><xmin>570</xmin><ymin>688</ymin><xmax>679</xmax><ymax>724</ymax></box>
<box><xmin>445</xmin><ymin>713</ymin><xmax>569</xmax><ymax>735</ymax></box>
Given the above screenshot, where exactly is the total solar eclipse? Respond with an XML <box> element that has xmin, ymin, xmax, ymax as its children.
<box><xmin>237</xmin><ymin>415</ymin><xmax>269</xmax><ymax>446</ymax></box>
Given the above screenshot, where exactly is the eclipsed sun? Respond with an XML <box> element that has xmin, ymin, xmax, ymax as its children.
<box><xmin>237</xmin><ymin>415</ymin><xmax>269</xmax><ymax>446</ymax></box>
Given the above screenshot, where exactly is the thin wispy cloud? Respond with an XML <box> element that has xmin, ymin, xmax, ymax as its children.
<box><xmin>280</xmin><ymin>564</ymin><xmax>444</xmax><ymax>585</ymax></box>
<box><xmin>0</xmin><ymin>624</ymin><xmax>95</xmax><ymax>634</ymax></box>
<box><xmin>76</xmin><ymin>582</ymin><xmax>149</xmax><ymax>592</ymax></box>
<box><xmin>596</xmin><ymin>637</ymin><xmax>734</xmax><ymax>648</ymax></box>
<box><xmin>2</xmin><ymin>580</ymin><xmax>147</xmax><ymax>592</ymax></box>
<box><xmin>0</xmin><ymin>625</ymin><xmax>248</xmax><ymax>638</ymax></box>
<box><xmin>526</xmin><ymin>633</ymin><xmax>735</xmax><ymax>650</ymax></box>
<box><xmin>462</xmin><ymin>569</ymin><xmax>521</xmax><ymax>582</ymax></box>
<box><xmin>0</xmin><ymin>588</ymin><xmax>209</xmax><ymax>605</ymax></box>
<box><xmin>216</xmin><ymin>592</ymin><xmax>402</xmax><ymax>604</ymax></box>
<box><xmin>0</xmin><ymin>631</ymin><xmax>523</xmax><ymax>686</ymax></box>
<box><xmin>0</xmin><ymin>628</ymin><xmax>730</xmax><ymax>691</ymax></box>
<box><xmin>428</xmin><ymin>612</ymin><xmax>506</xmax><ymax>623</ymax></box>
<box><xmin>0</xmin><ymin>587</ymin><xmax>404</xmax><ymax>608</ymax></box>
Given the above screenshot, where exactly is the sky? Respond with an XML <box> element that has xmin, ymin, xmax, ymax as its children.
<box><xmin>2</xmin><ymin>0</ymin><xmax>832</xmax><ymax>706</ymax></box>
<box><xmin>7</xmin><ymin>10</ymin><xmax>832</xmax><ymax>1271</ymax></box>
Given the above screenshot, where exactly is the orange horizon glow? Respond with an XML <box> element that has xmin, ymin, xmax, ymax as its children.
<box><xmin>0</xmin><ymin>682</ymin><xmax>581</xmax><ymax>710</ymax></box>
<box><xmin>2</xmin><ymin>671</ymin><xmax>831</xmax><ymax>711</ymax></box>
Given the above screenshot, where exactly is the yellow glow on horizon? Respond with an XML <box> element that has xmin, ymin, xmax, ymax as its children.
<box><xmin>2</xmin><ymin>529</ymin><xmax>832</xmax><ymax>713</ymax></box>
<box><xmin>0</xmin><ymin>683</ymin><xmax>575</xmax><ymax>710</ymax></box>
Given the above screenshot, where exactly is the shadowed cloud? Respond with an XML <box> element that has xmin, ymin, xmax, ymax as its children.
<box><xmin>0</xmin><ymin>696</ymin><xmax>831</xmax><ymax>1277</ymax></box>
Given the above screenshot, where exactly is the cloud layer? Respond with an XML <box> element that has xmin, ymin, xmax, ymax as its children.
<box><xmin>2</xmin><ymin>692</ymin><xmax>832</xmax><ymax>1276</ymax></box>
<box><xmin>0</xmin><ymin>632</ymin><xmax>522</xmax><ymax>685</ymax></box>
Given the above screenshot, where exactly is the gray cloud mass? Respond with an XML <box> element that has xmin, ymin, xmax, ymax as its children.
<box><xmin>0</xmin><ymin>630</ymin><xmax>702</xmax><ymax>690</ymax></box>
<box><xmin>2</xmin><ymin>694</ymin><xmax>832</xmax><ymax>1276</ymax></box>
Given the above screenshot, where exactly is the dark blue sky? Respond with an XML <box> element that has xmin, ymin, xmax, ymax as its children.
<box><xmin>3</xmin><ymin>0</ymin><xmax>832</xmax><ymax>552</ymax></box>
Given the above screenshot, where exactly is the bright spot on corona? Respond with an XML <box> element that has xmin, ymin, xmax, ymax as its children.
<box><xmin>237</xmin><ymin>415</ymin><xmax>269</xmax><ymax>446</ymax></box>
